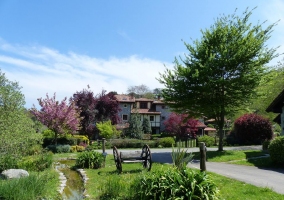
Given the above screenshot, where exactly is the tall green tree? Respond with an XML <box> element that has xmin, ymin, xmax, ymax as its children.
<box><xmin>127</xmin><ymin>112</ymin><xmax>143</xmax><ymax>139</ymax></box>
<box><xmin>0</xmin><ymin>70</ymin><xmax>41</xmax><ymax>170</ymax></box>
<box><xmin>158</xmin><ymin>8</ymin><xmax>279</xmax><ymax>151</ymax></box>
<box><xmin>142</xmin><ymin>117</ymin><xmax>152</xmax><ymax>134</ymax></box>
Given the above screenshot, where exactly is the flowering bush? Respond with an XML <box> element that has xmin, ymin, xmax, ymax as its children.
<box><xmin>234</xmin><ymin>113</ymin><xmax>273</xmax><ymax>145</ymax></box>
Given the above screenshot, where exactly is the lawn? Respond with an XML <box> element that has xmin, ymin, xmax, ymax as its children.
<box><xmin>80</xmin><ymin>152</ymin><xmax>284</xmax><ymax>200</ymax></box>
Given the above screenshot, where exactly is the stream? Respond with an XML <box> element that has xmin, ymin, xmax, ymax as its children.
<box><xmin>55</xmin><ymin>160</ymin><xmax>85</xmax><ymax>200</ymax></box>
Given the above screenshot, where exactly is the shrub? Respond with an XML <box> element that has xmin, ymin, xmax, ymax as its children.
<box><xmin>234</xmin><ymin>114</ymin><xmax>273</xmax><ymax>145</ymax></box>
<box><xmin>198</xmin><ymin>135</ymin><xmax>215</xmax><ymax>147</ymax></box>
<box><xmin>18</xmin><ymin>152</ymin><xmax>53</xmax><ymax>171</ymax></box>
<box><xmin>46</xmin><ymin>144</ymin><xmax>71</xmax><ymax>153</ymax></box>
<box><xmin>73</xmin><ymin>135</ymin><xmax>90</xmax><ymax>145</ymax></box>
<box><xmin>171</xmin><ymin>145</ymin><xmax>193</xmax><ymax>170</ymax></box>
<box><xmin>131</xmin><ymin>167</ymin><xmax>219</xmax><ymax>200</ymax></box>
<box><xmin>0</xmin><ymin>155</ymin><xmax>18</xmax><ymax>172</ymax></box>
<box><xmin>76</xmin><ymin>151</ymin><xmax>105</xmax><ymax>169</ymax></box>
<box><xmin>109</xmin><ymin>139</ymin><xmax>157</xmax><ymax>148</ymax></box>
<box><xmin>157</xmin><ymin>137</ymin><xmax>175</xmax><ymax>147</ymax></box>
<box><xmin>268</xmin><ymin>136</ymin><xmax>284</xmax><ymax>165</ymax></box>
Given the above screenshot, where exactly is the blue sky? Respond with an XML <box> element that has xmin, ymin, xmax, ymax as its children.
<box><xmin>0</xmin><ymin>0</ymin><xmax>283</xmax><ymax>108</ymax></box>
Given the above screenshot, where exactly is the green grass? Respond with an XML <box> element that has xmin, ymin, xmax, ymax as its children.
<box><xmin>81</xmin><ymin>154</ymin><xmax>284</xmax><ymax>200</ymax></box>
<box><xmin>0</xmin><ymin>169</ymin><xmax>60</xmax><ymax>200</ymax></box>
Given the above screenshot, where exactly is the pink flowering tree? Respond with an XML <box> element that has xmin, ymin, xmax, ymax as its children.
<box><xmin>31</xmin><ymin>93</ymin><xmax>82</xmax><ymax>144</ymax></box>
<box><xmin>164</xmin><ymin>113</ymin><xmax>198</xmax><ymax>139</ymax></box>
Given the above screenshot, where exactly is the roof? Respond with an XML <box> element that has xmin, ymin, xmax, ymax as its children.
<box><xmin>115</xmin><ymin>94</ymin><xmax>135</xmax><ymax>102</ymax></box>
<box><xmin>131</xmin><ymin>109</ymin><xmax>161</xmax><ymax>115</ymax></box>
<box><xmin>204</xmin><ymin>127</ymin><xmax>216</xmax><ymax>131</ymax></box>
<box><xmin>266</xmin><ymin>89</ymin><xmax>284</xmax><ymax>113</ymax></box>
<box><xmin>135</xmin><ymin>98</ymin><xmax>154</xmax><ymax>102</ymax></box>
<box><xmin>196</xmin><ymin>121</ymin><xmax>207</xmax><ymax>128</ymax></box>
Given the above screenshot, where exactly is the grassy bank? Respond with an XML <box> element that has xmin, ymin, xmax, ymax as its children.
<box><xmin>82</xmin><ymin>154</ymin><xmax>284</xmax><ymax>199</ymax></box>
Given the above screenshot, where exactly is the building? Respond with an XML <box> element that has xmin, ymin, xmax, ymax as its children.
<box><xmin>115</xmin><ymin>94</ymin><xmax>171</xmax><ymax>134</ymax></box>
<box><xmin>266</xmin><ymin>89</ymin><xmax>284</xmax><ymax>135</ymax></box>
<box><xmin>115</xmin><ymin>94</ymin><xmax>209</xmax><ymax>135</ymax></box>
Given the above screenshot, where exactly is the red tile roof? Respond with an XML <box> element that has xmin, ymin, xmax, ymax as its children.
<box><xmin>115</xmin><ymin>94</ymin><xmax>135</xmax><ymax>102</ymax></box>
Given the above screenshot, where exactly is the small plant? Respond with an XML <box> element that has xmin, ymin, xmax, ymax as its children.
<box><xmin>262</xmin><ymin>140</ymin><xmax>271</xmax><ymax>150</ymax></box>
<box><xmin>158</xmin><ymin>137</ymin><xmax>175</xmax><ymax>147</ymax></box>
<box><xmin>18</xmin><ymin>151</ymin><xmax>53</xmax><ymax>172</ymax></box>
<box><xmin>171</xmin><ymin>145</ymin><xmax>193</xmax><ymax>170</ymax></box>
<box><xmin>131</xmin><ymin>167</ymin><xmax>219</xmax><ymax>199</ymax></box>
<box><xmin>268</xmin><ymin>136</ymin><xmax>284</xmax><ymax>165</ymax></box>
<box><xmin>198</xmin><ymin>135</ymin><xmax>215</xmax><ymax>147</ymax></box>
<box><xmin>76</xmin><ymin>150</ymin><xmax>105</xmax><ymax>169</ymax></box>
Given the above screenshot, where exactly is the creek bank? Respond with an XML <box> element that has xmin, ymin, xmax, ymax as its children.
<box><xmin>54</xmin><ymin>158</ymin><xmax>89</xmax><ymax>199</ymax></box>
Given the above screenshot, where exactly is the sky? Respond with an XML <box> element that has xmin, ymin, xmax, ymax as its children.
<box><xmin>0</xmin><ymin>0</ymin><xmax>284</xmax><ymax>108</ymax></box>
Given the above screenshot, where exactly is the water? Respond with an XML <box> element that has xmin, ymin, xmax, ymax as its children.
<box><xmin>56</xmin><ymin>160</ymin><xmax>85</xmax><ymax>200</ymax></box>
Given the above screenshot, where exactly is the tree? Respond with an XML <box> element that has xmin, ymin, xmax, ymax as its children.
<box><xmin>96</xmin><ymin>120</ymin><xmax>121</xmax><ymax>139</ymax></box>
<box><xmin>71</xmin><ymin>88</ymin><xmax>97</xmax><ymax>138</ymax></box>
<box><xmin>31</xmin><ymin>93</ymin><xmax>81</xmax><ymax>144</ymax></box>
<box><xmin>95</xmin><ymin>90</ymin><xmax>121</xmax><ymax>124</ymax></box>
<box><xmin>158</xmin><ymin>8</ymin><xmax>279</xmax><ymax>151</ymax></box>
<box><xmin>142</xmin><ymin>117</ymin><xmax>152</xmax><ymax>134</ymax></box>
<box><xmin>163</xmin><ymin>113</ymin><xmax>198</xmax><ymax>139</ymax></box>
<box><xmin>127</xmin><ymin>84</ymin><xmax>151</xmax><ymax>98</ymax></box>
<box><xmin>127</xmin><ymin>112</ymin><xmax>143</xmax><ymax>139</ymax></box>
<box><xmin>0</xmin><ymin>70</ymin><xmax>41</xmax><ymax>170</ymax></box>
<box><xmin>234</xmin><ymin>113</ymin><xmax>273</xmax><ymax>145</ymax></box>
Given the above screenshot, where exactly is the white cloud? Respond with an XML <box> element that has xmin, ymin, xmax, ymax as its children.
<box><xmin>0</xmin><ymin>41</ymin><xmax>172</xmax><ymax>108</ymax></box>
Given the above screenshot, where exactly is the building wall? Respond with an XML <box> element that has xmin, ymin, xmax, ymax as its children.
<box><xmin>156</xmin><ymin>104</ymin><xmax>171</xmax><ymax>132</ymax></box>
<box><xmin>118</xmin><ymin>102</ymin><xmax>132</xmax><ymax>122</ymax></box>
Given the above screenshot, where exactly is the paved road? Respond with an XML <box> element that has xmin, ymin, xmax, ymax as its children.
<box><xmin>101</xmin><ymin>146</ymin><xmax>284</xmax><ymax>195</ymax></box>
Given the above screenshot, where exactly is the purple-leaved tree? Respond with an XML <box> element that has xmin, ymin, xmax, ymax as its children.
<box><xmin>31</xmin><ymin>93</ymin><xmax>82</xmax><ymax>144</ymax></box>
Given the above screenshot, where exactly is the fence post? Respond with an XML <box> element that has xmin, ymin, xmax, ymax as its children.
<box><xmin>102</xmin><ymin>138</ymin><xmax>106</xmax><ymax>154</ymax></box>
<box><xmin>199</xmin><ymin>142</ymin><xmax>206</xmax><ymax>172</ymax></box>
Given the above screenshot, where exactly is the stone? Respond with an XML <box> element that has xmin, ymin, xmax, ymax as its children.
<box><xmin>1</xmin><ymin>169</ymin><xmax>29</xmax><ymax>179</ymax></box>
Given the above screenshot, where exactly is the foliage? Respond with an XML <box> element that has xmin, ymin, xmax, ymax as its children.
<box><xmin>109</xmin><ymin>139</ymin><xmax>157</xmax><ymax>148</ymax></box>
<box><xmin>46</xmin><ymin>144</ymin><xmax>71</xmax><ymax>153</ymax></box>
<box><xmin>157</xmin><ymin>137</ymin><xmax>175</xmax><ymax>147</ymax></box>
<box><xmin>127</xmin><ymin>84</ymin><xmax>152</xmax><ymax>98</ymax></box>
<box><xmin>0</xmin><ymin>70</ymin><xmax>42</xmax><ymax>170</ymax></box>
<box><xmin>268</xmin><ymin>136</ymin><xmax>284</xmax><ymax>165</ymax></box>
<box><xmin>163</xmin><ymin>113</ymin><xmax>198</xmax><ymax>138</ymax></box>
<box><xmin>73</xmin><ymin>134</ymin><xmax>90</xmax><ymax>145</ymax></box>
<box><xmin>17</xmin><ymin>151</ymin><xmax>53</xmax><ymax>171</ymax></box>
<box><xmin>142</xmin><ymin>118</ymin><xmax>152</xmax><ymax>134</ymax></box>
<box><xmin>31</xmin><ymin>93</ymin><xmax>81</xmax><ymax>144</ymax></box>
<box><xmin>198</xmin><ymin>135</ymin><xmax>215</xmax><ymax>147</ymax></box>
<box><xmin>262</xmin><ymin>140</ymin><xmax>271</xmax><ymax>150</ymax></box>
<box><xmin>234</xmin><ymin>113</ymin><xmax>273</xmax><ymax>145</ymax></box>
<box><xmin>96</xmin><ymin>120</ymin><xmax>121</xmax><ymax>139</ymax></box>
<box><xmin>126</xmin><ymin>111</ymin><xmax>143</xmax><ymax>139</ymax></box>
<box><xmin>76</xmin><ymin>150</ymin><xmax>105</xmax><ymax>169</ymax></box>
<box><xmin>158</xmin><ymin>8</ymin><xmax>279</xmax><ymax>151</ymax></box>
<box><xmin>171</xmin><ymin>145</ymin><xmax>193</xmax><ymax>170</ymax></box>
<box><xmin>0</xmin><ymin>170</ymin><xmax>59</xmax><ymax>200</ymax></box>
<box><xmin>131</xmin><ymin>167</ymin><xmax>219</xmax><ymax>200</ymax></box>
<box><xmin>42</xmin><ymin>129</ymin><xmax>55</xmax><ymax>138</ymax></box>
<box><xmin>70</xmin><ymin>145</ymin><xmax>85</xmax><ymax>152</ymax></box>
<box><xmin>95</xmin><ymin>90</ymin><xmax>121</xmax><ymax>124</ymax></box>
<box><xmin>71</xmin><ymin>87</ymin><xmax>97</xmax><ymax>137</ymax></box>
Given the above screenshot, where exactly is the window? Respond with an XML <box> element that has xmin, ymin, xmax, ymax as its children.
<box><xmin>162</xmin><ymin>105</ymin><xmax>165</xmax><ymax>109</ymax></box>
<box><xmin>150</xmin><ymin>116</ymin><xmax>154</xmax><ymax>121</ymax></box>
<box><xmin>122</xmin><ymin>115</ymin><xmax>128</xmax><ymax>121</ymax></box>
<box><xmin>161</xmin><ymin>116</ymin><xmax>166</xmax><ymax>120</ymax></box>
<box><xmin>140</xmin><ymin>102</ymin><xmax>147</xmax><ymax>109</ymax></box>
<box><xmin>123</xmin><ymin>104</ymin><xmax>127</xmax><ymax>108</ymax></box>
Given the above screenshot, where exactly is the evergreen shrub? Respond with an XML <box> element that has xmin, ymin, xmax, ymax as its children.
<box><xmin>157</xmin><ymin>137</ymin><xmax>175</xmax><ymax>147</ymax></box>
<box><xmin>198</xmin><ymin>135</ymin><xmax>215</xmax><ymax>147</ymax></box>
<box><xmin>268</xmin><ymin>136</ymin><xmax>284</xmax><ymax>165</ymax></box>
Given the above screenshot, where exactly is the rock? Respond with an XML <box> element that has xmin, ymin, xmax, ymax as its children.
<box><xmin>1</xmin><ymin>169</ymin><xmax>29</xmax><ymax>179</ymax></box>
